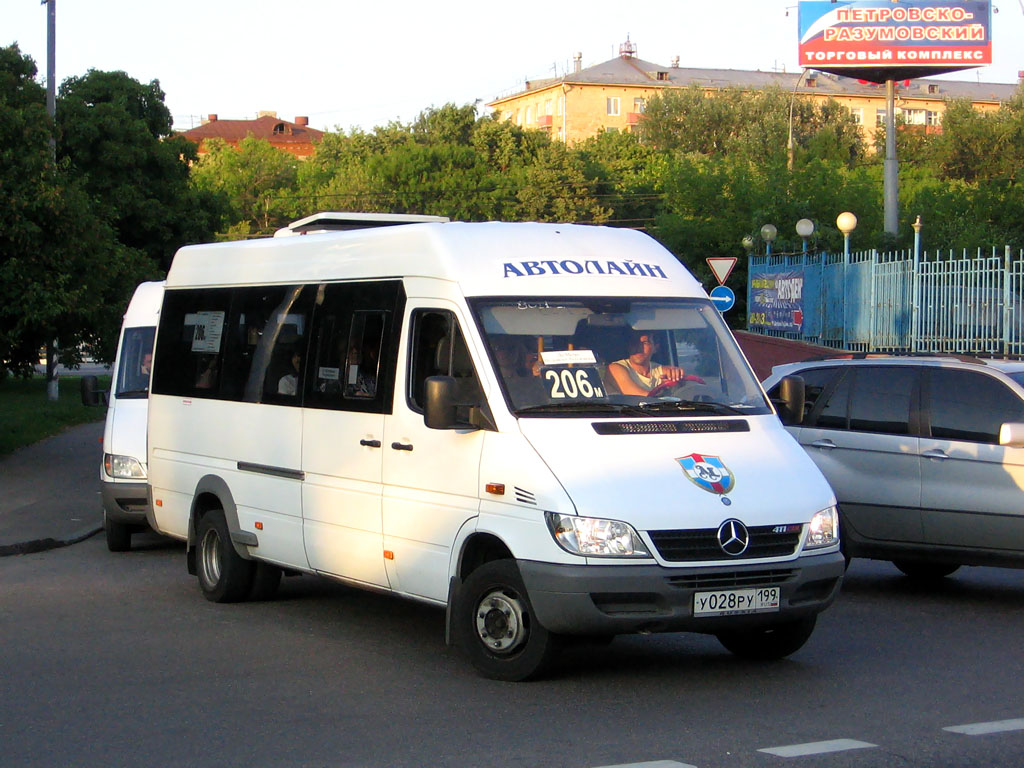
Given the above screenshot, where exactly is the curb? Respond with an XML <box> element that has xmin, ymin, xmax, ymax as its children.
<box><xmin>0</xmin><ymin>524</ymin><xmax>102</xmax><ymax>557</ymax></box>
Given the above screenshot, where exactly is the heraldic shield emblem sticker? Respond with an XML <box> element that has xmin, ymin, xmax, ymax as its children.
<box><xmin>677</xmin><ymin>453</ymin><xmax>735</xmax><ymax>495</ymax></box>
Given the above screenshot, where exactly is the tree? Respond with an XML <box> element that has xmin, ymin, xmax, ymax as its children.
<box><xmin>57</xmin><ymin>70</ymin><xmax>219</xmax><ymax>269</ymax></box>
<box><xmin>191</xmin><ymin>136</ymin><xmax>298</xmax><ymax>236</ymax></box>
<box><xmin>0</xmin><ymin>46</ymin><xmax>152</xmax><ymax>378</ymax></box>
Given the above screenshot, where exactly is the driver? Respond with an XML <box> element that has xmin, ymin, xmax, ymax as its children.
<box><xmin>608</xmin><ymin>331</ymin><xmax>686</xmax><ymax>396</ymax></box>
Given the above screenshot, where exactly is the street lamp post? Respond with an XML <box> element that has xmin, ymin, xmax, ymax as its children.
<box><xmin>911</xmin><ymin>215</ymin><xmax>922</xmax><ymax>352</ymax></box>
<box><xmin>796</xmin><ymin>218</ymin><xmax>815</xmax><ymax>255</ymax></box>
<box><xmin>760</xmin><ymin>224</ymin><xmax>778</xmax><ymax>256</ymax></box>
<box><xmin>836</xmin><ymin>212</ymin><xmax>858</xmax><ymax>350</ymax></box>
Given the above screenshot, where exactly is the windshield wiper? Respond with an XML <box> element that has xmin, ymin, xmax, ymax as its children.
<box><xmin>514</xmin><ymin>402</ymin><xmax>651</xmax><ymax>417</ymax></box>
<box><xmin>636</xmin><ymin>399</ymin><xmax>748</xmax><ymax>416</ymax></box>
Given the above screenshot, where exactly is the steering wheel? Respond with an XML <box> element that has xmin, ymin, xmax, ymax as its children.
<box><xmin>646</xmin><ymin>374</ymin><xmax>707</xmax><ymax>399</ymax></box>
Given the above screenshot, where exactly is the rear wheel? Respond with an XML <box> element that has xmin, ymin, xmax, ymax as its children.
<box><xmin>893</xmin><ymin>560</ymin><xmax>960</xmax><ymax>580</ymax></box>
<box><xmin>196</xmin><ymin>510</ymin><xmax>255</xmax><ymax>603</ymax></box>
<box><xmin>454</xmin><ymin>560</ymin><xmax>560</xmax><ymax>681</ymax></box>
<box><xmin>104</xmin><ymin>512</ymin><xmax>132</xmax><ymax>552</ymax></box>
<box><xmin>716</xmin><ymin>615</ymin><xmax>817</xmax><ymax>660</ymax></box>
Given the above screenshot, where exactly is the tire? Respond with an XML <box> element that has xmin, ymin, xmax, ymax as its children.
<box><xmin>104</xmin><ymin>511</ymin><xmax>132</xmax><ymax>552</ymax></box>
<box><xmin>454</xmin><ymin>560</ymin><xmax>561</xmax><ymax>682</ymax></box>
<box><xmin>248</xmin><ymin>562</ymin><xmax>282</xmax><ymax>601</ymax></box>
<box><xmin>893</xmin><ymin>560</ymin><xmax>960</xmax><ymax>580</ymax></box>
<box><xmin>195</xmin><ymin>509</ymin><xmax>255</xmax><ymax>603</ymax></box>
<box><xmin>716</xmin><ymin>615</ymin><xmax>817</xmax><ymax>661</ymax></box>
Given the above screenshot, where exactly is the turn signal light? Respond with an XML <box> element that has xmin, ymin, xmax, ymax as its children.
<box><xmin>485</xmin><ymin>483</ymin><xmax>505</xmax><ymax>495</ymax></box>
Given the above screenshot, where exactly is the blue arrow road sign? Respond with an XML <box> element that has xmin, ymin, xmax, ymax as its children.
<box><xmin>710</xmin><ymin>285</ymin><xmax>735</xmax><ymax>312</ymax></box>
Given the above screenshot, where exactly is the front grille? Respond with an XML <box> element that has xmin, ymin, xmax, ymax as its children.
<box><xmin>648</xmin><ymin>524</ymin><xmax>802</xmax><ymax>562</ymax></box>
<box><xmin>666</xmin><ymin>569</ymin><xmax>799</xmax><ymax>590</ymax></box>
<box><xmin>593</xmin><ymin>420</ymin><xmax>749</xmax><ymax>435</ymax></box>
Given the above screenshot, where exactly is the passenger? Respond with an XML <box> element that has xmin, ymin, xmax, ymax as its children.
<box><xmin>345</xmin><ymin>341</ymin><xmax>378</xmax><ymax>398</ymax></box>
<box><xmin>493</xmin><ymin>336</ymin><xmax>545</xmax><ymax>407</ymax></box>
<box><xmin>608</xmin><ymin>331</ymin><xmax>686</xmax><ymax>396</ymax></box>
<box><xmin>277</xmin><ymin>351</ymin><xmax>301</xmax><ymax>395</ymax></box>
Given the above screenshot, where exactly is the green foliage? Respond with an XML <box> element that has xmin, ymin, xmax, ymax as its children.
<box><xmin>57</xmin><ymin>70</ymin><xmax>217</xmax><ymax>269</ymax></box>
<box><xmin>191</xmin><ymin>136</ymin><xmax>299</xmax><ymax>235</ymax></box>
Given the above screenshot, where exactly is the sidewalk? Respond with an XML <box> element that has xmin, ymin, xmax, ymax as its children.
<box><xmin>0</xmin><ymin>421</ymin><xmax>104</xmax><ymax>556</ymax></box>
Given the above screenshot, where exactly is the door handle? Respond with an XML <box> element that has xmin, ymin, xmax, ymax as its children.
<box><xmin>922</xmin><ymin>449</ymin><xmax>949</xmax><ymax>460</ymax></box>
<box><xmin>359</xmin><ymin>439</ymin><xmax>381</xmax><ymax>448</ymax></box>
<box><xmin>810</xmin><ymin>439</ymin><xmax>837</xmax><ymax>449</ymax></box>
<box><xmin>391</xmin><ymin>442</ymin><xmax>414</xmax><ymax>451</ymax></box>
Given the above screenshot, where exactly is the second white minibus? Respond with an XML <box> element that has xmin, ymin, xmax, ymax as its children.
<box><xmin>147</xmin><ymin>220</ymin><xmax>843</xmax><ymax>680</ymax></box>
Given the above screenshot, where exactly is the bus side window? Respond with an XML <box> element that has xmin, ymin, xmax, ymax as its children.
<box><xmin>408</xmin><ymin>310</ymin><xmax>482</xmax><ymax>413</ymax></box>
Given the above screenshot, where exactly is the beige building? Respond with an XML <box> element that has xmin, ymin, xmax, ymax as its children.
<box><xmin>488</xmin><ymin>40</ymin><xmax>1020</xmax><ymax>145</ymax></box>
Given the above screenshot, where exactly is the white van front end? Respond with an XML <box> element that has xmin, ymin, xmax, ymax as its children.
<box><xmin>485</xmin><ymin>416</ymin><xmax>841</xmax><ymax>636</ymax></box>
<box><xmin>454</xmin><ymin>287</ymin><xmax>843</xmax><ymax>673</ymax></box>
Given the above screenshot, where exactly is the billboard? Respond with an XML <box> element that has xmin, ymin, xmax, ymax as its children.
<box><xmin>749</xmin><ymin>270</ymin><xmax>805</xmax><ymax>334</ymax></box>
<box><xmin>799</xmin><ymin>0</ymin><xmax>992</xmax><ymax>80</ymax></box>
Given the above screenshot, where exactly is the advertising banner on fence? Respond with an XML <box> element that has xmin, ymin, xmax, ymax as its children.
<box><xmin>749</xmin><ymin>270</ymin><xmax>805</xmax><ymax>333</ymax></box>
<box><xmin>798</xmin><ymin>0</ymin><xmax>992</xmax><ymax>79</ymax></box>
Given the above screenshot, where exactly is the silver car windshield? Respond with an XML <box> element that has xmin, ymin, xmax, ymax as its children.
<box><xmin>471</xmin><ymin>297</ymin><xmax>770</xmax><ymax>417</ymax></box>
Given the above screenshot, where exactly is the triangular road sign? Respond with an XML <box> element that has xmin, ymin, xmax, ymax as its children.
<box><xmin>706</xmin><ymin>257</ymin><xmax>738</xmax><ymax>286</ymax></box>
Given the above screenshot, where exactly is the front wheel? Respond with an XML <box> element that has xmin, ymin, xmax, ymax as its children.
<box><xmin>893</xmin><ymin>560</ymin><xmax>960</xmax><ymax>580</ymax></box>
<box><xmin>104</xmin><ymin>511</ymin><xmax>132</xmax><ymax>552</ymax></box>
<box><xmin>196</xmin><ymin>509</ymin><xmax>255</xmax><ymax>603</ymax></box>
<box><xmin>454</xmin><ymin>560</ymin><xmax>560</xmax><ymax>681</ymax></box>
<box><xmin>716</xmin><ymin>615</ymin><xmax>817</xmax><ymax>660</ymax></box>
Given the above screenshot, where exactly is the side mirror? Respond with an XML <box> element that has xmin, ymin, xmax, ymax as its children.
<box><xmin>80</xmin><ymin>375</ymin><xmax>108</xmax><ymax>407</ymax></box>
<box><xmin>775</xmin><ymin>375</ymin><xmax>805</xmax><ymax>426</ymax></box>
<box><xmin>424</xmin><ymin>375</ymin><xmax>497</xmax><ymax>431</ymax></box>
<box><xmin>424</xmin><ymin>376</ymin><xmax>460</xmax><ymax>430</ymax></box>
<box><xmin>999</xmin><ymin>422</ymin><xmax>1024</xmax><ymax>448</ymax></box>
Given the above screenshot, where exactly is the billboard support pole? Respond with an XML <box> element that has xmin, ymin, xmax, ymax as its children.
<box><xmin>884</xmin><ymin>79</ymin><xmax>899</xmax><ymax>236</ymax></box>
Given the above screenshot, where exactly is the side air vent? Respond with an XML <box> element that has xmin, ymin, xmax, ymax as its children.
<box><xmin>514</xmin><ymin>487</ymin><xmax>537</xmax><ymax>505</ymax></box>
<box><xmin>592</xmin><ymin>420</ymin><xmax>750</xmax><ymax>435</ymax></box>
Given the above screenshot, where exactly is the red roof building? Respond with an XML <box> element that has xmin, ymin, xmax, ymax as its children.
<box><xmin>179</xmin><ymin>111</ymin><xmax>325</xmax><ymax>158</ymax></box>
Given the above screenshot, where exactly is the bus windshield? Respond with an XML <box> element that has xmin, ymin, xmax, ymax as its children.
<box><xmin>115</xmin><ymin>326</ymin><xmax>156</xmax><ymax>398</ymax></box>
<box><xmin>471</xmin><ymin>297</ymin><xmax>770</xmax><ymax>417</ymax></box>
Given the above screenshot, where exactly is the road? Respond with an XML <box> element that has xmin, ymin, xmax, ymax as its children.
<box><xmin>1</xmin><ymin>534</ymin><xmax>1022</xmax><ymax>768</ymax></box>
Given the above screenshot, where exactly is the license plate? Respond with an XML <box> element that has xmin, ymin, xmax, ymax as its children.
<box><xmin>693</xmin><ymin>587</ymin><xmax>781</xmax><ymax>617</ymax></box>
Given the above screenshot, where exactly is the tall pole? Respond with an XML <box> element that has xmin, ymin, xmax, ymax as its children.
<box><xmin>44</xmin><ymin>0</ymin><xmax>59</xmax><ymax>401</ymax></box>
<box><xmin>884</xmin><ymin>78</ymin><xmax>899</xmax><ymax>236</ymax></box>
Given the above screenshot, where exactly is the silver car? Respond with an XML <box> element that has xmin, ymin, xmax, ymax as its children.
<box><xmin>762</xmin><ymin>355</ymin><xmax>1024</xmax><ymax>578</ymax></box>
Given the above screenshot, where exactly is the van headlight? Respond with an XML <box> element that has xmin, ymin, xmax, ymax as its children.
<box><xmin>545</xmin><ymin>513</ymin><xmax>651</xmax><ymax>558</ymax></box>
<box><xmin>805</xmin><ymin>506</ymin><xmax>839</xmax><ymax>549</ymax></box>
<box><xmin>104</xmin><ymin>453</ymin><xmax>147</xmax><ymax>480</ymax></box>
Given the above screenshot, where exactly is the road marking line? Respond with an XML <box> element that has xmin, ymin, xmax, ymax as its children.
<box><xmin>944</xmin><ymin>718</ymin><xmax>1024</xmax><ymax>736</ymax></box>
<box><xmin>593</xmin><ymin>762</ymin><xmax>697</xmax><ymax>768</ymax></box>
<box><xmin>758</xmin><ymin>739</ymin><xmax>877</xmax><ymax>757</ymax></box>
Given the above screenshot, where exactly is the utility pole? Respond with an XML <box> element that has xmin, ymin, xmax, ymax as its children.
<box><xmin>43</xmin><ymin>0</ymin><xmax>59</xmax><ymax>401</ymax></box>
<box><xmin>883</xmin><ymin>78</ymin><xmax>899</xmax><ymax>237</ymax></box>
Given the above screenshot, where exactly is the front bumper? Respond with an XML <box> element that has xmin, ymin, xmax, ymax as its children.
<box><xmin>518</xmin><ymin>551</ymin><xmax>844</xmax><ymax>636</ymax></box>
<box><xmin>100</xmin><ymin>479</ymin><xmax>151</xmax><ymax>526</ymax></box>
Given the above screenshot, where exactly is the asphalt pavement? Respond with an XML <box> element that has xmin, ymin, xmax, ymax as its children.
<box><xmin>0</xmin><ymin>420</ymin><xmax>104</xmax><ymax>556</ymax></box>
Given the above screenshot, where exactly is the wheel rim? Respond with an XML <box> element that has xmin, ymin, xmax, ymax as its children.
<box><xmin>199</xmin><ymin>527</ymin><xmax>222</xmax><ymax>587</ymax></box>
<box><xmin>474</xmin><ymin>588</ymin><xmax>527</xmax><ymax>654</ymax></box>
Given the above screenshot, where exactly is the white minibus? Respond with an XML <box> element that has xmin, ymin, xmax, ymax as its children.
<box><xmin>82</xmin><ymin>280</ymin><xmax>164</xmax><ymax>551</ymax></box>
<box><xmin>147</xmin><ymin>220</ymin><xmax>843</xmax><ymax>680</ymax></box>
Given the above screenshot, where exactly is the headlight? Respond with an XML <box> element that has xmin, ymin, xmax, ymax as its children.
<box><xmin>805</xmin><ymin>506</ymin><xmax>839</xmax><ymax>549</ymax></box>
<box><xmin>104</xmin><ymin>453</ymin><xmax>147</xmax><ymax>480</ymax></box>
<box><xmin>545</xmin><ymin>513</ymin><xmax>651</xmax><ymax>558</ymax></box>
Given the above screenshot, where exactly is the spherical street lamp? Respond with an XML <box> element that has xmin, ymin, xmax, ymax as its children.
<box><xmin>836</xmin><ymin>212</ymin><xmax>857</xmax><ymax>350</ymax></box>
<box><xmin>760</xmin><ymin>224</ymin><xmax>778</xmax><ymax>255</ymax></box>
<box><xmin>796</xmin><ymin>218</ymin><xmax>815</xmax><ymax>254</ymax></box>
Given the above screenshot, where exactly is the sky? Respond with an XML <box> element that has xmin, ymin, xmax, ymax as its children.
<box><xmin>6</xmin><ymin>0</ymin><xmax>1024</xmax><ymax>133</ymax></box>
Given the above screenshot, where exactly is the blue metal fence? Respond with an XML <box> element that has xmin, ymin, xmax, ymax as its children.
<box><xmin>747</xmin><ymin>246</ymin><xmax>1024</xmax><ymax>357</ymax></box>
